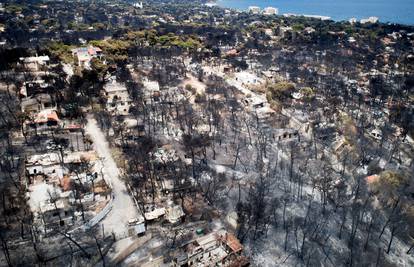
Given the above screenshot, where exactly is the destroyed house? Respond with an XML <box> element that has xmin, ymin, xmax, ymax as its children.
<box><xmin>21</xmin><ymin>93</ymin><xmax>55</xmax><ymax>114</ymax></box>
<box><xmin>103</xmin><ymin>79</ymin><xmax>132</xmax><ymax>115</ymax></box>
<box><xmin>273</xmin><ymin>128</ymin><xmax>299</xmax><ymax>142</ymax></box>
<box><xmin>27</xmin><ymin>180</ymin><xmax>75</xmax><ymax>232</ymax></box>
<box><xmin>166</xmin><ymin>204</ymin><xmax>185</xmax><ymax>224</ymax></box>
<box><xmin>39</xmin><ymin>197</ymin><xmax>74</xmax><ymax>229</ymax></box>
<box><xmin>172</xmin><ymin>230</ymin><xmax>247</xmax><ymax>267</ymax></box>
<box><xmin>19</xmin><ymin>55</ymin><xmax>50</xmax><ymax>71</ymax></box>
<box><xmin>26</xmin><ymin>109</ymin><xmax>60</xmax><ymax>130</ymax></box>
<box><xmin>20</xmin><ymin>79</ymin><xmax>51</xmax><ymax>97</ymax></box>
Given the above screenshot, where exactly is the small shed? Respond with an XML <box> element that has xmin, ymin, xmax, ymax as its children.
<box><xmin>134</xmin><ymin>222</ymin><xmax>146</xmax><ymax>235</ymax></box>
<box><xmin>226</xmin><ymin>211</ymin><xmax>238</xmax><ymax>230</ymax></box>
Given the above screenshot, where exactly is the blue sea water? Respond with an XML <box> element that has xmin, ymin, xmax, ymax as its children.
<box><xmin>217</xmin><ymin>0</ymin><xmax>414</xmax><ymax>25</ymax></box>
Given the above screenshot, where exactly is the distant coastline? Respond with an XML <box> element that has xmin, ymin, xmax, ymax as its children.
<box><xmin>214</xmin><ymin>0</ymin><xmax>414</xmax><ymax>25</ymax></box>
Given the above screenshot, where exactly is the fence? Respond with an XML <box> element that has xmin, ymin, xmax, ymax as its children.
<box><xmin>68</xmin><ymin>193</ymin><xmax>114</xmax><ymax>234</ymax></box>
<box><xmin>83</xmin><ymin>194</ymin><xmax>114</xmax><ymax>230</ymax></box>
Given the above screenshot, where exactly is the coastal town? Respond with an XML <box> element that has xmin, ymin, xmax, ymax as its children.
<box><xmin>0</xmin><ymin>0</ymin><xmax>413</xmax><ymax>266</ymax></box>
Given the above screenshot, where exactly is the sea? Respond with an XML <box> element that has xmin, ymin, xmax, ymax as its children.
<box><xmin>216</xmin><ymin>0</ymin><xmax>414</xmax><ymax>25</ymax></box>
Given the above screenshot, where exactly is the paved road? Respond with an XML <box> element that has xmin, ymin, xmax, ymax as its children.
<box><xmin>85</xmin><ymin>116</ymin><xmax>139</xmax><ymax>238</ymax></box>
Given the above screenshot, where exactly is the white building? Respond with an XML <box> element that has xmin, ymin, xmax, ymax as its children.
<box><xmin>348</xmin><ymin>37</ymin><xmax>357</xmax><ymax>43</ymax></box>
<box><xmin>71</xmin><ymin>46</ymin><xmax>103</xmax><ymax>69</ymax></box>
<box><xmin>19</xmin><ymin>55</ymin><xmax>50</xmax><ymax>71</ymax></box>
<box><xmin>361</xmin><ymin>16</ymin><xmax>379</xmax><ymax>24</ymax></box>
<box><xmin>304</xmin><ymin>27</ymin><xmax>316</xmax><ymax>34</ymax></box>
<box><xmin>281</xmin><ymin>108</ymin><xmax>313</xmax><ymax>139</ymax></box>
<box><xmin>349</xmin><ymin>17</ymin><xmax>357</xmax><ymax>24</ymax></box>
<box><xmin>248</xmin><ymin>6</ymin><xmax>261</xmax><ymax>14</ymax></box>
<box><xmin>303</xmin><ymin>15</ymin><xmax>331</xmax><ymax>21</ymax></box>
<box><xmin>103</xmin><ymin>78</ymin><xmax>132</xmax><ymax>116</ymax></box>
<box><xmin>26</xmin><ymin>151</ymin><xmax>97</xmax><ymax>180</ymax></box>
<box><xmin>171</xmin><ymin>229</ymin><xmax>244</xmax><ymax>267</ymax></box>
<box><xmin>234</xmin><ymin>71</ymin><xmax>263</xmax><ymax>87</ymax></box>
<box><xmin>145</xmin><ymin>207</ymin><xmax>166</xmax><ymax>221</ymax></box>
<box><xmin>133</xmin><ymin>2</ymin><xmax>143</xmax><ymax>8</ymax></box>
<box><xmin>26</xmin><ymin>152</ymin><xmax>65</xmax><ymax>179</ymax></box>
<box><xmin>143</xmin><ymin>79</ymin><xmax>161</xmax><ymax>103</ymax></box>
<box><xmin>261</xmin><ymin>29</ymin><xmax>272</xmax><ymax>38</ymax></box>
<box><xmin>263</xmin><ymin>7</ymin><xmax>278</xmax><ymax>16</ymax></box>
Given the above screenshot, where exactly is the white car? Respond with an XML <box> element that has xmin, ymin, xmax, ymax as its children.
<box><xmin>128</xmin><ymin>218</ymin><xmax>141</xmax><ymax>226</ymax></box>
